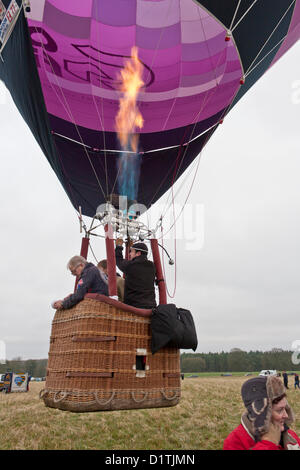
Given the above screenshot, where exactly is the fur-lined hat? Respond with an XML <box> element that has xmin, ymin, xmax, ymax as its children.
<box><xmin>241</xmin><ymin>375</ymin><xmax>294</xmax><ymax>441</ymax></box>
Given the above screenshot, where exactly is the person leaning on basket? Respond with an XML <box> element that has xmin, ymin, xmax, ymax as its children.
<box><xmin>52</xmin><ymin>256</ymin><xmax>109</xmax><ymax>310</ymax></box>
<box><xmin>97</xmin><ymin>258</ymin><xmax>125</xmax><ymax>302</ymax></box>
<box><xmin>223</xmin><ymin>375</ymin><xmax>300</xmax><ymax>450</ymax></box>
<box><xmin>115</xmin><ymin>239</ymin><xmax>156</xmax><ymax>309</ymax></box>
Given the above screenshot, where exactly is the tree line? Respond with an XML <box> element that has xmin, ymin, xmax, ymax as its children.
<box><xmin>0</xmin><ymin>349</ymin><xmax>297</xmax><ymax>376</ymax></box>
<box><xmin>181</xmin><ymin>349</ymin><xmax>297</xmax><ymax>373</ymax></box>
<box><xmin>0</xmin><ymin>358</ymin><xmax>47</xmax><ymax>378</ymax></box>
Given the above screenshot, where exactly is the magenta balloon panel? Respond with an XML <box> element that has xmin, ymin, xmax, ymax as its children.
<box><xmin>26</xmin><ymin>0</ymin><xmax>243</xmax><ymax>143</ymax></box>
<box><xmin>0</xmin><ymin>0</ymin><xmax>299</xmax><ymax>216</ymax></box>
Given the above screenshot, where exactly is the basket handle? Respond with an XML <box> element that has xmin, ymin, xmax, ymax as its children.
<box><xmin>161</xmin><ymin>390</ymin><xmax>178</xmax><ymax>401</ymax></box>
<box><xmin>131</xmin><ymin>391</ymin><xmax>148</xmax><ymax>403</ymax></box>
<box><xmin>39</xmin><ymin>388</ymin><xmax>48</xmax><ymax>399</ymax></box>
<box><xmin>53</xmin><ymin>391</ymin><xmax>69</xmax><ymax>403</ymax></box>
<box><xmin>94</xmin><ymin>390</ymin><xmax>115</xmax><ymax>405</ymax></box>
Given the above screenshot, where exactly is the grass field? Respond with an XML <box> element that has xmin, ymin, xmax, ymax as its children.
<box><xmin>0</xmin><ymin>376</ymin><xmax>299</xmax><ymax>450</ymax></box>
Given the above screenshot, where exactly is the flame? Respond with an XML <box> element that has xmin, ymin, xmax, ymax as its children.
<box><xmin>115</xmin><ymin>47</ymin><xmax>144</xmax><ymax>153</ymax></box>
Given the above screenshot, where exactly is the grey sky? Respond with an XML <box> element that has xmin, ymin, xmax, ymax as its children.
<box><xmin>0</xmin><ymin>42</ymin><xmax>299</xmax><ymax>360</ymax></box>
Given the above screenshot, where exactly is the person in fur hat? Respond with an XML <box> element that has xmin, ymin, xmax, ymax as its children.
<box><xmin>223</xmin><ymin>375</ymin><xmax>300</xmax><ymax>450</ymax></box>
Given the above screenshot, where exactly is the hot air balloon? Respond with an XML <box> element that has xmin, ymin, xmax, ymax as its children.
<box><xmin>0</xmin><ymin>0</ymin><xmax>299</xmax><ymax>412</ymax></box>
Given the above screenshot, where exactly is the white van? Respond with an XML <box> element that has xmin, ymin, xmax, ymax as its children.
<box><xmin>259</xmin><ymin>370</ymin><xmax>277</xmax><ymax>376</ymax></box>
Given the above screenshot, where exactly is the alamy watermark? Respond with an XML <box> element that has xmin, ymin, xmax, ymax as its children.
<box><xmin>96</xmin><ymin>197</ymin><xmax>205</xmax><ymax>252</ymax></box>
<box><xmin>291</xmin><ymin>80</ymin><xmax>300</xmax><ymax>104</ymax></box>
<box><xmin>291</xmin><ymin>340</ymin><xmax>300</xmax><ymax>365</ymax></box>
<box><xmin>0</xmin><ymin>81</ymin><xmax>6</xmax><ymax>105</ymax></box>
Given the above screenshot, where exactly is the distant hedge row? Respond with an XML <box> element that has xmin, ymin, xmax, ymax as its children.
<box><xmin>0</xmin><ymin>350</ymin><xmax>296</xmax><ymax>376</ymax></box>
<box><xmin>181</xmin><ymin>350</ymin><xmax>296</xmax><ymax>373</ymax></box>
<box><xmin>0</xmin><ymin>358</ymin><xmax>47</xmax><ymax>377</ymax></box>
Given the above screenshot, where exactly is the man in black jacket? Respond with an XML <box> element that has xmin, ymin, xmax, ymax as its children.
<box><xmin>115</xmin><ymin>240</ymin><xmax>156</xmax><ymax>309</ymax></box>
<box><xmin>52</xmin><ymin>256</ymin><xmax>108</xmax><ymax>310</ymax></box>
<box><xmin>283</xmin><ymin>371</ymin><xmax>289</xmax><ymax>389</ymax></box>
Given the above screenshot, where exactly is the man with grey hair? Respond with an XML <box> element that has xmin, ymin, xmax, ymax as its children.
<box><xmin>52</xmin><ymin>256</ymin><xmax>108</xmax><ymax>310</ymax></box>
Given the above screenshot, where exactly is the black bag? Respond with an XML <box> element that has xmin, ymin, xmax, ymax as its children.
<box><xmin>151</xmin><ymin>304</ymin><xmax>198</xmax><ymax>354</ymax></box>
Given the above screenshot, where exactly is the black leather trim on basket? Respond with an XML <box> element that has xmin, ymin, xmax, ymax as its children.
<box><xmin>72</xmin><ymin>336</ymin><xmax>116</xmax><ymax>342</ymax></box>
<box><xmin>163</xmin><ymin>373</ymin><xmax>181</xmax><ymax>378</ymax></box>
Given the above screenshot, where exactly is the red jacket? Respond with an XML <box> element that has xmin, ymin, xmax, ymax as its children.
<box><xmin>223</xmin><ymin>423</ymin><xmax>300</xmax><ymax>450</ymax></box>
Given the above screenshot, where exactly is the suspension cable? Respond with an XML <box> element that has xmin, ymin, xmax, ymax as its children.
<box><xmin>244</xmin><ymin>0</ymin><xmax>296</xmax><ymax>76</ymax></box>
<box><xmin>245</xmin><ymin>36</ymin><xmax>287</xmax><ymax>78</ymax></box>
<box><xmin>229</xmin><ymin>0</ymin><xmax>242</xmax><ymax>31</ymax></box>
<box><xmin>160</xmin><ymin>223</ymin><xmax>177</xmax><ymax>299</ymax></box>
<box><xmin>33</xmin><ymin>26</ymin><xmax>107</xmax><ymax>201</ymax></box>
<box><xmin>231</xmin><ymin>0</ymin><xmax>259</xmax><ymax>32</ymax></box>
<box><xmin>87</xmin><ymin>2</ymin><xmax>109</xmax><ymax>197</ymax></box>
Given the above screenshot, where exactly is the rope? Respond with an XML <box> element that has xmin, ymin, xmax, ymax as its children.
<box><xmin>94</xmin><ymin>390</ymin><xmax>115</xmax><ymax>405</ymax></box>
<box><xmin>88</xmin><ymin>239</ymin><xmax>99</xmax><ymax>264</ymax></box>
<box><xmin>143</xmin><ymin>0</ymin><xmax>175</xmax><ymax>91</ymax></box>
<box><xmin>152</xmin><ymin>18</ymin><xmax>232</xmax><ymax>216</ymax></box>
<box><xmin>158</xmin><ymin>148</ymin><xmax>202</xmax><ymax>241</ymax></box>
<box><xmin>160</xmin><ymin>223</ymin><xmax>177</xmax><ymax>299</ymax></box>
<box><xmin>146</xmin><ymin>129</ymin><xmax>189</xmax><ymax>209</ymax></box>
<box><xmin>160</xmin><ymin>0</ymin><xmax>183</xmax><ymax>132</ymax></box>
<box><xmin>149</xmin><ymin>7</ymin><xmax>241</xmax><ymax>291</ymax></box>
<box><xmin>245</xmin><ymin>36</ymin><xmax>287</xmax><ymax>78</ymax></box>
<box><xmin>157</xmin><ymin>89</ymin><xmax>241</xmax><ymax>240</ymax></box>
<box><xmin>108</xmin><ymin>0</ymin><xmax>175</xmax><ymax>198</ymax></box>
<box><xmin>110</xmin><ymin>154</ymin><xmax>124</xmax><ymax>197</ymax></box>
<box><xmin>166</xmin><ymin>53</ymin><xmax>225</xmax><ymax>187</ymax></box>
<box><xmin>157</xmin><ymin>75</ymin><xmax>242</xmax><ymax>240</ymax></box>
<box><xmin>152</xmin><ymin>157</ymin><xmax>198</xmax><ymax>237</ymax></box>
<box><xmin>131</xmin><ymin>390</ymin><xmax>148</xmax><ymax>403</ymax></box>
<box><xmin>231</xmin><ymin>0</ymin><xmax>259</xmax><ymax>32</ymax></box>
<box><xmin>153</xmin><ymin>24</ymin><xmax>222</xmax><ymax>206</ymax></box>
<box><xmin>148</xmin><ymin>76</ymin><xmax>220</xmax><ymax>211</ymax></box>
<box><xmin>158</xmin><ymin>157</ymin><xmax>199</xmax><ymax>221</ymax></box>
<box><xmin>157</xmin><ymin>0</ymin><xmax>267</xmax><ymax>238</ymax></box>
<box><xmin>90</xmin><ymin>0</ymin><xmax>109</xmax><ymax>196</ymax></box>
<box><xmin>51</xmin><ymin>137</ymin><xmax>82</xmax><ymax>220</ymax></box>
<box><xmin>33</xmin><ymin>27</ymin><xmax>107</xmax><ymax>201</ymax></box>
<box><xmin>152</xmin><ymin>52</ymin><xmax>228</xmax><ymax>231</ymax></box>
<box><xmin>157</xmin><ymin>7</ymin><xmax>225</xmax><ymax>216</ymax></box>
<box><xmin>244</xmin><ymin>0</ymin><xmax>296</xmax><ymax>76</ymax></box>
<box><xmin>39</xmin><ymin>388</ymin><xmax>48</xmax><ymax>399</ymax></box>
<box><xmin>157</xmin><ymin>0</ymin><xmax>295</xmax><ymax>239</ymax></box>
<box><xmin>53</xmin><ymin>391</ymin><xmax>70</xmax><ymax>403</ymax></box>
<box><xmin>229</xmin><ymin>0</ymin><xmax>242</xmax><ymax>31</ymax></box>
<box><xmin>161</xmin><ymin>389</ymin><xmax>178</xmax><ymax>401</ymax></box>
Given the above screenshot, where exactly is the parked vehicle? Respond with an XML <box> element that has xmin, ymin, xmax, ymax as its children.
<box><xmin>259</xmin><ymin>370</ymin><xmax>277</xmax><ymax>377</ymax></box>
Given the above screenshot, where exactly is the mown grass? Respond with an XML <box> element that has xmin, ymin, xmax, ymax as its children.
<box><xmin>0</xmin><ymin>378</ymin><xmax>300</xmax><ymax>450</ymax></box>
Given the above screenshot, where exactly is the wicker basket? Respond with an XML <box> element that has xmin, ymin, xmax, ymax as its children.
<box><xmin>40</xmin><ymin>295</ymin><xmax>181</xmax><ymax>412</ymax></box>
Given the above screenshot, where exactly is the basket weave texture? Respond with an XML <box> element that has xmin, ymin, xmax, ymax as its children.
<box><xmin>41</xmin><ymin>298</ymin><xmax>181</xmax><ymax>412</ymax></box>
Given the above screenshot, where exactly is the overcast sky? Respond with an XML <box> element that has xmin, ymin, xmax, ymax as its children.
<box><xmin>0</xmin><ymin>41</ymin><xmax>299</xmax><ymax>360</ymax></box>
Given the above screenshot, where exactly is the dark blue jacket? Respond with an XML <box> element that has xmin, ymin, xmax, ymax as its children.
<box><xmin>115</xmin><ymin>246</ymin><xmax>156</xmax><ymax>309</ymax></box>
<box><xmin>62</xmin><ymin>262</ymin><xmax>108</xmax><ymax>309</ymax></box>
